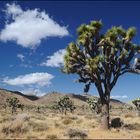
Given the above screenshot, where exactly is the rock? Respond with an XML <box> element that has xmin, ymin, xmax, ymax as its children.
<box><xmin>111</xmin><ymin>117</ymin><xmax>123</xmax><ymax>128</ymax></box>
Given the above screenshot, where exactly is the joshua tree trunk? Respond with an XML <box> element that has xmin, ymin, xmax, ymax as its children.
<box><xmin>99</xmin><ymin>89</ymin><xmax>110</xmax><ymax>130</ymax></box>
<box><xmin>64</xmin><ymin>109</ymin><xmax>67</xmax><ymax>115</ymax></box>
<box><xmin>100</xmin><ymin>101</ymin><xmax>109</xmax><ymax>130</ymax></box>
<box><xmin>12</xmin><ymin>107</ymin><xmax>15</xmax><ymax>114</ymax></box>
<box><xmin>138</xmin><ymin>110</ymin><xmax>140</xmax><ymax>117</ymax></box>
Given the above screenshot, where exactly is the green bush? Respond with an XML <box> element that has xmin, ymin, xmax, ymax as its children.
<box><xmin>132</xmin><ymin>98</ymin><xmax>140</xmax><ymax>116</ymax></box>
<box><xmin>87</xmin><ymin>97</ymin><xmax>101</xmax><ymax>114</ymax></box>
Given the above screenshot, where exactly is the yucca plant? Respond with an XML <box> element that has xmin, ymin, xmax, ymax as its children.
<box><xmin>63</xmin><ymin>20</ymin><xmax>140</xmax><ymax>129</ymax></box>
<box><xmin>6</xmin><ymin>97</ymin><xmax>20</xmax><ymax>114</ymax></box>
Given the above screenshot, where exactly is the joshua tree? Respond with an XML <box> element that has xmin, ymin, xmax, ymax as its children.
<box><xmin>87</xmin><ymin>97</ymin><xmax>101</xmax><ymax>114</ymax></box>
<box><xmin>36</xmin><ymin>105</ymin><xmax>42</xmax><ymax>113</ymax></box>
<box><xmin>51</xmin><ymin>103</ymin><xmax>61</xmax><ymax>113</ymax></box>
<box><xmin>6</xmin><ymin>97</ymin><xmax>20</xmax><ymax>114</ymax></box>
<box><xmin>63</xmin><ymin>20</ymin><xmax>140</xmax><ymax>129</ymax></box>
<box><xmin>57</xmin><ymin>96</ymin><xmax>76</xmax><ymax>115</ymax></box>
<box><xmin>132</xmin><ymin>98</ymin><xmax>140</xmax><ymax>116</ymax></box>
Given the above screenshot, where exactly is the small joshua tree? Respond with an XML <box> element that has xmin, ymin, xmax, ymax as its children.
<box><xmin>36</xmin><ymin>105</ymin><xmax>41</xmax><ymax>113</ymax></box>
<box><xmin>57</xmin><ymin>96</ymin><xmax>76</xmax><ymax>115</ymax></box>
<box><xmin>132</xmin><ymin>98</ymin><xmax>140</xmax><ymax>116</ymax></box>
<box><xmin>87</xmin><ymin>97</ymin><xmax>101</xmax><ymax>114</ymax></box>
<box><xmin>6</xmin><ymin>97</ymin><xmax>20</xmax><ymax>114</ymax></box>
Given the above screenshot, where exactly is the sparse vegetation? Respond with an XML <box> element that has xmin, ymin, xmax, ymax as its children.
<box><xmin>67</xmin><ymin>128</ymin><xmax>87</xmax><ymax>139</ymax></box>
<box><xmin>47</xmin><ymin>134</ymin><xmax>57</xmax><ymax>139</ymax></box>
<box><xmin>0</xmin><ymin>91</ymin><xmax>140</xmax><ymax>139</ymax></box>
<box><xmin>132</xmin><ymin>98</ymin><xmax>140</xmax><ymax>116</ymax></box>
<box><xmin>62</xmin><ymin>118</ymin><xmax>73</xmax><ymax>125</ymax></box>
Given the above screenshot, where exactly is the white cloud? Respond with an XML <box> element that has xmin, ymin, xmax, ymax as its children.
<box><xmin>41</xmin><ymin>49</ymin><xmax>66</xmax><ymax>67</ymax></box>
<box><xmin>111</xmin><ymin>95</ymin><xmax>128</xmax><ymax>99</ymax></box>
<box><xmin>21</xmin><ymin>88</ymin><xmax>46</xmax><ymax>96</ymax></box>
<box><xmin>3</xmin><ymin>72</ymin><xmax>54</xmax><ymax>87</ymax></box>
<box><xmin>0</xmin><ymin>3</ymin><xmax>69</xmax><ymax>49</ymax></box>
<box><xmin>17</xmin><ymin>53</ymin><xmax>24</xmax><ymax>61</ymax></box>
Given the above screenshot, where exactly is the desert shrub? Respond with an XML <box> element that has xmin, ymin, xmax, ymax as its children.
<box><xmin>87</xmin><ymin>97</ymin><xmax>101</xmax><ymax>114</ymax></box>
<box><xmin>27</xmin><ymin>136</ymin><xmax>38</xmax><ymax>139</ymax></box>
<box><xmin>15</xmin><ymin>113</ymin><xmax>30</xmax><ymax>121</ymax></box>
<box><xmin>29</xmin><ymin>121</ymin><xmax>48</xmax><ymax>131</ymax></box>
<box><xmin>124</xmin><ymin>113</ymin><xmax>134</xmax><ymax>118</ymax></box>
<box><xmin>123</xmin><ymin>123</ymin><xmax>140</xmax><ymax>130</ymax></box>
<box><xmin>111</xmin><ymin>118</ymin><xmax>123</xmax><ymax>128</ymax></box>
<box><xmin>62</xmin><ymin>118</ymin><xmax>73</xmax><ymax>125</ymax></box>
<box><xmin>47</xmin><ymin>134</ymin><xmax>57</xmax><ymax>139</ymax></box>
<box><xmin>67</xmin><ymin>128</ymin><xmax>87</xmax><ymax>139</ymax></box>
<box><xmin>124</xmin><ymin>104</ymin><xmax>133</xmax><ymax>111</ymax></box>
<box><xmin>76</xmin><ymin>119</ymin><xmax>83</xmax><ymax>124</ymax></box>
<box><xmin>54</xmin><ymin>121</ymin><xmax>60</xmax><ymax>127</ymax></box>
<box><xmin>35</xmin><ymin>105</ymin><xmax>45</xmax><ymax>113</ymax></box>
<box><xmin>24</xmin><ymin>105</ymin><xmax>34</xmax><ymax>111</ymax></box>
<box><xmin>132</xmin><ymin>98</ymin><xmax>140</xmax><ymax>116</ymax></box>
<box><xmin>84</xmin><ymin>115</ymin><xmax>94</xmax><ymax>120</ymax></box>
<box><xmin>51</xmin><ymin>104</ymin><xmax>61</xmax><ymax>113</ymax></box>
<box><xmin>0</xmin><ymin>116</ymin><xmax>10</xmax><ymax>123</ymax></box>
<box><xmin>2</xmin><ymin>103</ymin><xmax>7</xmax><ymax>111</ymax></box>
<box><xmin>68</xmin><ymin>115</ymin><xmax>78</xmax><ymax>120</ymax></box>
<box><xmin>36</xmin><ymin>106</ymin><xmax>41</xmax><ymax>113</ymax></box>
<box><xmin>1</xmin><ymin>120</ymin><xmax>28</xmax><ymax>134</ymax></box>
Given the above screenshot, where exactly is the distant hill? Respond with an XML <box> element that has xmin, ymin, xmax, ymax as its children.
<box><xmin>0</xmin><ymin>88</ymin><xmax>36</xmax><ymax>105</ymax></box>
<box><xmin>0</xmin><ymin>88</ymin><xmax>128</xmax><ymax>107</ymax></box>
<box><xmin>37</xmin><ymin>91</ymin><xmax>126</xmax><ymax>107</ymax></box>
<box><xmin>36</xmin><ymin>92</ymin><xmax>89</xmax><ymax>106</ymax></box>
<box><xmin>9</xmin><ymin>90</ymin><xmax>39</xmax><ymax>101</ymax></box>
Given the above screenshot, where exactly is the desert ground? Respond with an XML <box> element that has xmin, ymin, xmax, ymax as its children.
<box><xmin>0</xmin><ymin>89</ymin><xmax>140</xmax><ymax>139</ymax></box>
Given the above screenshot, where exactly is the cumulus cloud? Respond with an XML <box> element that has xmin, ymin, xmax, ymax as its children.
<box><xmin>3</xmin><ymin>72</ymin><xmax>54</xmax><ymax>87</ymax></box>
<box><xmin>17</xmin><ymin>53</ymin><xmax>24</xmax><ymax>61</ymax></box>
<box><xmin>0</xmin><ymin>3</ymin><xmax>69</xmax><ymax>49</ymax></box>
<box><xmin>21</xmin><ymin>88</ymin><xmax>46</xmax><ymax>96</ymax></box>
<box><xmin>41</xmin><ymin>49</ymin><xmax>66</xmax><ymax>67</ymax></box>
<box><xmin>111</xmin><ymin>95</ymin><xmax>128</xmax><ymax>99</ymax></box>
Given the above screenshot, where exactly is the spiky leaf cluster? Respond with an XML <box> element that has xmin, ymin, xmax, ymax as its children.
<box><xmin>63</xmin><ymin>20</ymin><xmax>140</xmax><ymax>94</ymax></box>
<box><xmin>6</xmin><ymin>97</ymin><xmax>20</xmax><ymax>113</ymax></box>
<box><xmin>6</xmin><ymin>97</ymin><xmax>19</xmax><ymax>106</ymax></box>
<box><xmin>55</xmin><ymin>96</ymin><xmax>76</xmax><ymax>114</ymax></box>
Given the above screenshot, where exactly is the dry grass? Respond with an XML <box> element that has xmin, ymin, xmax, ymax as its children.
<box><xmin>124</xmin><ymin>113</ymin><xmax>135</xmax><ymax>118</ymax></box>
<box><xmin>47</xmin><ymin>134</ymin><xmax>58</xmax><ymax>139</ymax></box>
<box><xmin>67</xmin><ymin>128</ymin><xmax>88</xmax><ymax>139</ymax></box>
<box><xmin>0</xmin><ymin>108</ymin><xmax>140</xmax><ymax>139</ymax></box>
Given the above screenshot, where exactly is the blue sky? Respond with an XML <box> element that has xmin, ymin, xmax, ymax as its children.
<box><xmin>0</xmin><ymin>1</ymin><xmax>140</xmax><ymax>101</ymax></box>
